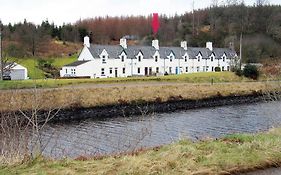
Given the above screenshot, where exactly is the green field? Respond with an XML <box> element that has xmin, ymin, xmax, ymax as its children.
<box><xmin>14</xmin><ymin>56</ymin><xmax>77</xmax><ymax>79</ymax></box>
<box><xmin>1</xmin><ymin>127</ymin><xmax>281</xmax><ymax>174</ymax></box>
<box><xmin>0</xmin><ymin>72</ymin><xmax>248</xmax><ymax>90</ymax></box>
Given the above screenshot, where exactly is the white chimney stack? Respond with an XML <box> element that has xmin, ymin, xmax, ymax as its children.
<box><xmin>152</xmin><ymin>39</ymin><xmax>159</xmax><ymax>50</ymax></box>
<box><xmin>206</xmin><ymin>42</ymin><xmax>213</xmax><ymax>51</ymax></box>
<box><xmin>181</xmin><ymin>41</ymin><xmax>187</xmax><ymax>50</ymax></box>
<box><xmin>120</xmin><ymin>38</ymin><xmax>127</xmax><ymax>49</ymax></box>
<box><xmin>84</xmin><ymin>36</ymin><xmax>90</xmax><ymax>48</ymax></box>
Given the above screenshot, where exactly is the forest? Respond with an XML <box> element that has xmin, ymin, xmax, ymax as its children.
<box><xmin>0</xmin><ymin>1</ymin><xmax>281</xmax><ymax>63</ymax></box>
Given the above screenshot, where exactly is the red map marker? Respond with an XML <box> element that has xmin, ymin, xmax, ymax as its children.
<box><xmin>152</xmin><ymin>13</ymin><xmax>160</xmax><ymax>38</ymax></box>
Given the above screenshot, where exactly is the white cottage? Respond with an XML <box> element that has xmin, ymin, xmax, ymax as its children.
<box><xmin>60</xmin><ymin>36</ymin><xmax>238</xmax><ymax>78</ymax></box>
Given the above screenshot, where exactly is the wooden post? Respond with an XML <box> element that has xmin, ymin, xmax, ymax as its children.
<box><xmin>240</xmin><ymin>33</ymin><xmax>243</xmax><ymax>70</ymax></box>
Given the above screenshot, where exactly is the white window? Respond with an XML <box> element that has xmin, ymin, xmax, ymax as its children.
<box><xmin>222</xmin><ymin>66</ymin><xmax>225</xmax><ymax>71</ymax></box>
<box><xmin>138</xmin><ymin>55</ymin><xmax>141</xmax><ymax>62</ymax></box>
<box><xmin>211</xmin><ymin>55</ymin><xmax>214</xmax><ymax>62</ymax></box>
<box><xmin>109</xmin><ymin>68</ymin><xmax>113</xmax><ymax>74</ymax></box>
<box><xmin>121</xmin><ymin>55</ymin><xmax>125</xmax><ymax>62</ymax></box>
<box><xmin>123</xmin><ymin>68</ymin><xmax>126</xmax><ymax>74</ymax></box>
<box><xmin>170</xmin><ymin>56</ymin><xmax>172</xmax><ymax>62</ymax></box>
<box><xmin>65</xmin><ymin>69</ymin><xmax>68</xmax><ymax>74</ymax></box>
<box><xmin>169</xmin><ymin>67</ymin><xmax>172</xmax><ymax>73</ymax></box>
<box><xmin>138</xmin><ymin>68</ymin><xmax>141</xmax><ymax>74</ymax></box>
<box><xmin>223</xmin><ymin>56</ymin><xmax>225</xmax><ymax>62</ymax></box>
<box><xmin>186</xmin><ymin>67</ymin><xmax>188</xmax><ymax>72</ymax></box>
<box><xmin>156</xmin><ymin>67</ymin><xmax>159</xmax><ymax>73</ymax></box>
<box><xmin>155</xmin><ymin>55</ymin><xmax>158</xmax><ymax>62</ymax></box>
<box><xmin>197</xmin><ymin>66</ymin><xmax>200</xmax><ymax>72</ymax></box>
<box><xmin>101</xmin><ymin>68</ymin><xmax>105</xmax><ymax>75</ymax></box>
<box><xmin>185</xmin><ymin>56</ymin><xmax>187</xmax><ymax>62</ymax></box>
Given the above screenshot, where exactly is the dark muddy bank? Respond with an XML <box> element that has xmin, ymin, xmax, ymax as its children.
<box><xmin>51</xmin><ymin>93</ymin><xmax>266</xmax><ymax>123</ymax></box>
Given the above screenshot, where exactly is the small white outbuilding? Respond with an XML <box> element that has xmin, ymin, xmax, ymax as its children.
<box><xmin>4</xmin><ymin>63</ymin><xmax>28</xmax><ymax>80</ymax></box>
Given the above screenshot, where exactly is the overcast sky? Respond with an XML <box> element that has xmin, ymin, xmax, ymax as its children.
<box><xmin>0</xmin><ymin>0</ymin><xmax>280</xmax><ymax>25</ymax></box>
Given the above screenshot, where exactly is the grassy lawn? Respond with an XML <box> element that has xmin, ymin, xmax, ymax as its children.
<box><xmin>13</xmin><ymin>56</ymin><xmax>77</xmax><ymax>79</ymax></box>
<box><xmin>1</xmin><ymin>127</ymin><xmax>281</xmax><ymax>174</ymax></box>
<box><xmin>0</xmin><ymin>72</ymin><xmax>248</xmax><ymax>90</ymax></box>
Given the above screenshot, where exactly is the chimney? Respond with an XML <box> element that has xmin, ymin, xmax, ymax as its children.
<box><xmin>229</xmin><ymin>42</ymin><xmax>235</xmax><ymax>50</ymax></box>
<box><xmin>206</xmin><ymin>41</ymin><xmax>213</xmax><ymax>51</ymax></box>
<box><xmin>181</xmin><ymin>41</ymin><xmax>187</xmax><ymax>50</ymax></box>
<box><xmin>84</xmin><ymin>36</ymin><xmax>90</xmax><ymax>48</ymax></box>
<box><xmin>120</xmin><ymin>38</ymin><xmax>127</xmax><ymax>49</ymax></box>
<box><xmin>152</xmin><ymin>39</ymin><xmax>159</xmax><ymax>50</ymax></box>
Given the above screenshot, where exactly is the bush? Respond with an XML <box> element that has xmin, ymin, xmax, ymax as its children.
<box><xmin>214</xmin><ymin>67</ymin><xmax>221</xmax><ymax>72</ymax></box>
<box><xmin>243</xmin><ymin>64</ymin><xmax>259</xmax><ymax>80</ymax></box>
<box><xmin>234</xmin><ymin>69</ymin><xmax>243</xmax><ymax>77</ymax></box>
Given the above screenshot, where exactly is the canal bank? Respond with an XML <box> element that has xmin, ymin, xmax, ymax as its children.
<box><xmin>2</xmin><ymin>126</ymin><xmax>281</xmax><ymax>175</ymax></box>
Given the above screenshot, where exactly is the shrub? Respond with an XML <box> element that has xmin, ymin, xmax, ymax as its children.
<box><xmin>243</xmin><ymin>64</ymin><xmax>259</xmax><ymax>80</ymax></box>
<box><xmin>215</xmin><ymin>67</ymin><xmax>221</xmax><ymax>72</ymax></box>
<box><xmin>234</xmin><ymin>69</ymin><xmax>243</xmax><ymax>77</ymax></box>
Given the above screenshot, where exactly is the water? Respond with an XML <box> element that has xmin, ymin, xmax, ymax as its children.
<box><xmin>40</xmin><ymin>101</ymin><xmax>281</xmax><ymax>158</ymax></box>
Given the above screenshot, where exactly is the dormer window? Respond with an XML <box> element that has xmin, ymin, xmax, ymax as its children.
<box><xmin>102</xmin><ymin>55</ymin><xmax>106</xmax><ymax>64</ymax></box>
<box><xmin>138</xmin><ymin>55</ymin><xmax>141</xmax><ymax>62</ymax></box>
<box><xmin>211</xmin><ymin>56</ymin><xmax>214</xmax><ymax>62</ymax></box>
<box><xmin>155</xmin><ymin>55</ymin><xmax>158</xmax><ymax>62</ymax></box>
<box><xmin>121</xmin><ymin>55</ymin><xmax>125</xmax><ymax>62</ymax></box>
<box><xmin>185</xmin><ymin>56</ymin><xmax>187</xmax><ymax>62</ymax></box>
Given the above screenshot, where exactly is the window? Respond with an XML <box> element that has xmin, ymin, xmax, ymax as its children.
<box><xmin>203</xmin><ymin>66</ymin><xmax>205</xmax><ymax>72</ymax></box>
<box><xmin>169</xmin><ymin>67</ymin><xmax>172</xmax><ymax>73</ymax></box>
<box><xmin>186</xmin><ymin>67</ymin><xmax>188</xmax><ymax>73</ymax></box>
<box><xmin>121</xmin><ymin>55</ymin><xmax>125</xmax><ymax>62</ymax></box>
<box><xmin>101</xmin><ymin>68</ymin><xmax>105</xmax><ymax>75</ymax></box>
<box><xmin>65</xmin><ymin>69</ymin><xmax>68</xmax><ymax>74</ymax></box>
<box><xmin>211</xmin><ymin>56</ymin><xmax>214</xmax><ymax>62</ymax></box>
<box><xmin>212</xmin><ymin>67</ymin><xmax>214</xmax><ymax>72</ymax></box>
<box><xmin>185</xmin><ymin>56</ymin><xmax>187</xmax><ymax>62</ymax></box>
<box><xmin>123</xmin><ymin>68</ymin><xmax>126</xmax><ymax>74</ymax></box>
<box><xmin>198</xmin><ymin>56</ymin><xmax>200</xmax><ymax>62</ymax></box>
<box><xmin>206</xmin><ymin>66</ymin><xmax>209</xmax><ymax>72</ymax></box>
<box><xmin>156</xmin><ymin>67</ymin><xmax>159</xmax><ymax>73</ymax></box>
<box><xmin>227</xmin><ymin>66</ymin><xmax>230</xmax><ymax>71</ymax></box>
<box><xmin>223</xmin><ymin>56</ymin><xmax>225</xmax><ymax>62</ymax></box>
<box><xmin>170</xmin><ymin>56</ymin><xmax>172</xmax><ymax>62</ymax></box>
<box><xmin>138</xmin><ymin>55</ymin><xmax>141</xmax><ymax>62</ymax></box>
<box><xmin>109</xmin><ymin>68</ymin><xmax>113</xmax><ymax>74</ymax></box>
<box><xmin>138</xmin><ymin>67</ymin><xmax>141</xmax><ymax>74</ymax></box>
<box><xmin>71</xmin><ymin>69</ymin><xmax>76</xmax><ymax>75</ymax></box>
<box><xmin>197</xmin><ymin>66</ymin><xmax>200</xmax><ymax>72</ymax></box>
<box><xmin>222</xmin><ymin>66</ymin><xmax>225</xmax><ymax>71</ymax></box>
<box><xmin>102</xmin><ymin>55</ymin><xmax>106</xmax><ymax>64</ymax></box>
<box><xmin>155</xmin><ymin>55</ymin><xmax>158</xmax><ymax>62</ymax></box>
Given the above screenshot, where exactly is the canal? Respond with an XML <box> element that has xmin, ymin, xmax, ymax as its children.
<box><xmin>40</xmin><ymin>101</ymin><xmax>281</xmax><ymax>158</ymax></box>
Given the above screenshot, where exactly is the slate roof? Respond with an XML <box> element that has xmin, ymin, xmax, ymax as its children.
<box><xmin>88</xmin><ymin>45</ymin><xmax>124</xmax><ymax>58</ymax></box>
<box><xmin>86</xmin><ymin>44</ymin><xmax>237</xmax><ymax>60</ymax></box>
<box><xmin>64</xmin><ymin>61</ymin><xmax>90</xmax><ymax>67</ymax></box>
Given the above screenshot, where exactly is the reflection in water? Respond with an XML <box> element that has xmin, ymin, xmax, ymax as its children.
<box><xmin>40</xmin><ymin>101</ymin><xmax>281</xmax><ymax>158</ymax></box>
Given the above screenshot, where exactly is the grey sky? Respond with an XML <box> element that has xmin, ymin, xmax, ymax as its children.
<box><xmin>0</xmin><ymin>0</ymin><xmax>280</xmax><ymax>25</ymax></box>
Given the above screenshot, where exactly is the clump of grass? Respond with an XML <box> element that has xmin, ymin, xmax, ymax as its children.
<box><xmin>1</xmin><ymin>128</ymin><xmax>281</xmax><ymax>174</ymax></box>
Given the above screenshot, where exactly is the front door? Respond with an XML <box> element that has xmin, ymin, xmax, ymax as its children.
<box><xmin>144</xmin><ymin>67</ymin><xmax>148</xmax><ymax>76</ymax></box>
<box><xmin>115</xmin><ymin>68</ymin><xmax>118</xmax><ymax>77</ymax></box>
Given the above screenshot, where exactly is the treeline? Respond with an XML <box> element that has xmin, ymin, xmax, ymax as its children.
<box><xmin>1</xmin><ymin>2</ymin><xmax>281</xmax><ymax>62</ymax></box>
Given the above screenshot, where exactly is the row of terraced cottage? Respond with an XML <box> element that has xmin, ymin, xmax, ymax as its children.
<box><xmin>60</xmin><ymin>36</ymin><xmax>238</xmax><ymax>78</ymax></box>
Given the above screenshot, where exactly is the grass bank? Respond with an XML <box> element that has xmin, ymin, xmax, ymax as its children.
<box><xmin>0</xmin><ymin>81</ymin><xmax>278</xmax><ymax>112</ymax></box>
<box><xmin>1</xmin><ymin>127</ymin><xmax>281</xmax><ymax>174</ymax></box>
<box><xmin>0</xmin><ymin>72</ymin><xmax>248</xmax><ymax>90</ymax></box>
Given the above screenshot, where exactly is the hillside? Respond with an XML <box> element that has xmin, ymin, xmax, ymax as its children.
<box><xmin>1</xmin><ymin>4</ymin><xmax>281</xmax><ymax>63</ymax></box>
